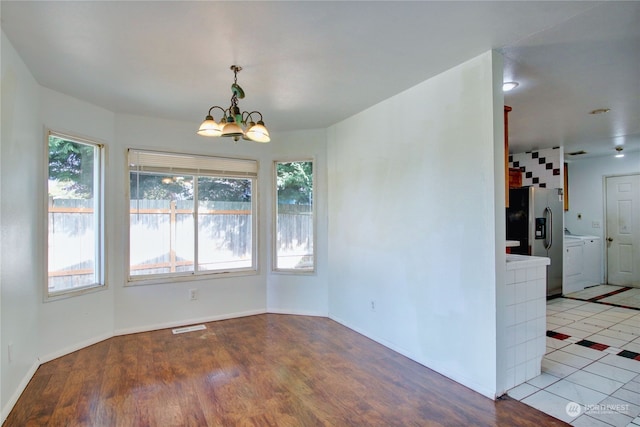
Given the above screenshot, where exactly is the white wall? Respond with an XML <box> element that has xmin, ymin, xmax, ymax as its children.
<box><xmin>38</xmin><ymin>88</ymin><xmax>116</xmax><ymax>361</ymax></box>
<box><xmin>565</xmin><ymin>152</ymin><xmax>640</xmax><ymax>282</ymax></box>
<box><xmin>2</xmin><ymin>31</ymin><xmax>504</xmax><ymax>417</ymax></box>
<box><xmin>266</xmin><ymin>129</ymin><xmax>329</xmax><ymax>317</ymax></box>
<box><xmin>1</xmin><ymin>31</ymin><xmax>42</xmax><ymax>419</ymax></box>
<box><xmin>1</xmin><ymin>27</ymin><xmax>330</xmax><ymax>417</ymax></box>
<box><xmin>113</xmin><ymin>114</ymin><xmax>273</xmax><ymax>333</ymax></box>
<box><xmin>326</xmin><ymin>51</ymin><xmax>504</xmax><ymax>398</ymax></box>
<box><xmin>113</xmin><ymin>119</ymin><xmax>329</xmax><ymax>332</ymax></box>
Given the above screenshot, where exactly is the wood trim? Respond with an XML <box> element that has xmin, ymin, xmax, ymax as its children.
<box><xmin>505</xmin><ymin>106</ymin><xmax>512</xmax><ymax>207</ymax></box>
<box><xmin>564</xmin><ymin>162</ymin><xmax>569</xmax><ymax>211</ymax></box>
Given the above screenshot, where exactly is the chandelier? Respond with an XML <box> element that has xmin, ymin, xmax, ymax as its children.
<box><xmin>197</xmin><ymin>65</ymin><xmax>270</xmax><ymax>143</ymax></box>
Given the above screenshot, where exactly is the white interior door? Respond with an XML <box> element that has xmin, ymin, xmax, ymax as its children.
<box><xmin>606</xmin><ymin>174</ymin><xmax>640</xmax><ymax>286</ymax></box>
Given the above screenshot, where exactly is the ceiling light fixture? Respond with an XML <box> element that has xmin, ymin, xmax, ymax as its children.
<box><xmin>615</xmin><ymin>146</ymin><xmax>624</xmax><ymax>158</ymax></box>
<box><xmin>502</xmin><ymin>81</ymin><xmax>519</xmax><ymax>92</ymax></box>
<box><xmin>589</xmin><ymin>108</ymin><xmax>610</xmax><ymax>115</ymax></box>
<box><xmin>197</xmin><ymin>65</ymin><xmax>270</xmax><ymax>143</ymax></box>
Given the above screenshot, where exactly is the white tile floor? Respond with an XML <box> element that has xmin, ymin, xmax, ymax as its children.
<box><xmin>566</xmin><ymin>285</ymin><xmax>640</xmax><ymax>311</ymax></box>
<box><xmin>601</xmin><ymin>289</ymin><xmax>640</xmax><ymax>310</ymax></box>
<box><xmin>508</xmin><ymin>296</ymin><xmax>640</xmax><ymax>426</ymax></box>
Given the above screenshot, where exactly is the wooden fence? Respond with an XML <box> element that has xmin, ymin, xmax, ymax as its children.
<box><xmin>48</xmin><ymin>199</ymin><xmax>312</xmax><ymax>282</ymax></box>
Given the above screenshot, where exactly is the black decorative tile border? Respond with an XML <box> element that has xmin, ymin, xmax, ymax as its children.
<box><xmin>575</xmin><ymin>339</ymin><xmax>609</xmax><ymax>351</ymax></box>
<box><xmin>618</xmin><ymin>350</ymin><xmax>640</xmax><ymax>361</ymax></box>
<box><xmin>547</xmin><ymin>330</ymin><xmax>640</xmax><ymax>362</ymax></box>
<box><xmin>563</xmin><ymin>287</ymin><xmax>639</xmax><ymax>310</ymax></box>
<box><xmin>547</xmin><ymin>330</ymin><xmax>570</xmax><ymax>340</ymax></box>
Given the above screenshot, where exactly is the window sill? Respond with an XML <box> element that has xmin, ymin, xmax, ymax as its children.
<box><xmin>271</xmin><ymin>268</ymin><xmax>316</xmax><ymax>276</ymax></box>
<box><xmin>126</xmin><ymin>268</ymin><xmax>259</xmax><ymax>286</ymax></box>
<box><xmin>44</xmin><ymin>283</ymin><xmax>108</xmax><ymax>303</ymax></box>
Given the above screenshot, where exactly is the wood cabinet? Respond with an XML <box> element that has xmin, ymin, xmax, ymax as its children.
<box><xmin>509</xmin><ymin>167</ymin><xmax>522</xmax><ymax>188</ymax></box>
<box><xmin>564</xmin><ymin>162</ymin><xmax>569</xmax><ymax>211</ymax></box>
<box><xmin>504</xmin><ymin>106</ymin><xmax>512</xmax><ymax>207</ymax></box>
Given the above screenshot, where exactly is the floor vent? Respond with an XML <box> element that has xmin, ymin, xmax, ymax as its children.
<box><xmin>172</xmin><ymin>324</ymin><xmax>207</xmax><ymax>335</ymax></box>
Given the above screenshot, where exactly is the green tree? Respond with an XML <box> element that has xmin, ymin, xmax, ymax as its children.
<box><xmin>198</xmin><ymin>177</ymin><xmax>251</xmax><ymax>202</ymax></box>
<box><xmin>48</xmin><ymin>136</ymin><xmax>95</xmax><ymax>198</ymax></box>
<box><xmin>277</xmin><ymin>162</ymin><xmax>312</xmax><ymax>204</ymax></box>
<box><xmin>129</xmin><ymin>174</ymin><xmax>252</xmax><ymax>202</ymax></box>
<box><xmin>129</xmin><ymin>173</ymin><xmax>193</xmax><ymax>201</ymax></box>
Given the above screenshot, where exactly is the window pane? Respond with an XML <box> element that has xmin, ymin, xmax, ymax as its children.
<box><xmin>275</xmin><ymin>161</ymin><xmax>314</xmax><ymax>271</ymax></box>
<box><xmin>127</xmin><ymin>149</ymin><xmax>258</xmax><ymax>282</ymax></box>
<box><xmin>198</xmin><ymin>177</ymin><xmax>253</xmax><ymax>271</ymax></box>
<box><xmin>129</xmin><ymin>173</ymin><xmax>194</xmax><ymax>276</ymax></box>
<box><xmin>48</xmin><ymin>135</ymin><xmax>102</xmax><ymax>294</ymax></box>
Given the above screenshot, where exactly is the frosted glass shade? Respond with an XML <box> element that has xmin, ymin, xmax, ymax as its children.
<box><xmin>197</xmin><ymin>116</ymin><xmax>223</xmax><ymax>137</ymax></box>
<box><xmin>245</xmin><ymin>122</ymin><xmax>270</xmax><ymax>143</ymax></box>
<box><xmin>220</xmin><ymin>121</ymin><xmax>244</xmax><ymax>138</ymax></box>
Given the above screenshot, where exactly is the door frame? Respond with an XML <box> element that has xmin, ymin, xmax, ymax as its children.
<box><xmin>604</xmin><ymin>172</ymin><xmax>640</xmax><ymax>286</ymax></box>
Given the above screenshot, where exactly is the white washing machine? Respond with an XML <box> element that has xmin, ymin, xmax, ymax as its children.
<box><xmin>563</xmin><ymin>235</ymin><xmax>602</xmax><ymax>294</ymax></box>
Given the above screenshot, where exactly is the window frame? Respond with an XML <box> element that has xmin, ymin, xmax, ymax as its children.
<box><xmin>126</xmin><ymin>149</ymin><xmax>259</xmax><ymax>285</ymax></box>
<box><xmin>45</xmin><ymin>130</ymin><xmax>106</xmax><ymax>301</ymax></box>
<box><xmin>272</xmin><ymin>159</ymin><xmax>316</xmax><ymax>274</ymax></box>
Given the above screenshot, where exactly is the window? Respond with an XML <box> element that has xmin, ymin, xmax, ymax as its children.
<box><xmin>274</xmin><ymin>161</ymin><xmax>314</xmax><ymax>272</ymax></box>
<box><xmin>47</xmin><ymin>132</ymin><xmax>104</xmax><ymax>297</ymax></box>
<box><xmin>128</xmin><ymin>149</ymin><xmax>257</xmax><ymax>281</ymax></box>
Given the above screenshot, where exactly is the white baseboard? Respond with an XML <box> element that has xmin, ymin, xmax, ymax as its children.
<box><xmin>38</xmin><ymin>332</ymin><xmax>114</xmax><ymax>365</ymax></box>
<box><xmin>267</xmin><ymin>308</ymin><xmax>328</xmax><ymax>317</ymax></box>
<box><xmin>1</xmin><ymin>359</ymin><xmax>39</xmax><ymax>424</ymax></box>
<box><xmin>113</xmin><ymin>309</ymin><xmax>267</xmax><ymax>336</ymax></box>
<box><xmin>328</xmin><ymin>314</ymin><xmax>496</xmax><ymax>400</ymax></box>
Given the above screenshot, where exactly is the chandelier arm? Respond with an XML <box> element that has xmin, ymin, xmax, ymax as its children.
<box><xmin>244</xmin><ymin>111</ymin><xmax>264</xmax><ymax>123</ymax></box>
<box><xmin>207</xmin><ymin>105</ymin><xmax>227</xmax><ymax>118</ymax></box>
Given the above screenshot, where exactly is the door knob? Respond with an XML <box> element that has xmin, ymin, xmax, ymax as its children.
<box><xmin>607</xmin><ymin>237</ymin><xmax>613</xmax><ymax>242</ymax></box>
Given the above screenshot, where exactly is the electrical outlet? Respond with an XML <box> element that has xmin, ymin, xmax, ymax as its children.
<box><xmin>592</xmin><ymin>221</ymin><xmax>600</xmax><ymax>229</ymax></box>
<box><xmin>370</xmin><ymin>300</ymin><xmax>376</xmax><ymax>311</ymax></box>
<box><xmin>8</xmin><ymin>343</ymin><xmax>13</xmax><ymax>363</ymax></box>
<box><xmin>189</xmin><ymin>289</ymin><xmax>198</xmax><ymax>301</ymax></box>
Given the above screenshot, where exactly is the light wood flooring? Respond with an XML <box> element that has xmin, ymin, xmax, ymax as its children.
<box><xmin>5</xmin><ymin>314</ymin><xmax>568</xmax><ymax>426</ymax></box>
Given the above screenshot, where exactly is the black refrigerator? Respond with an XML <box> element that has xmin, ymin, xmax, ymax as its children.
<box><xmin>506</xmin><ymin>187</ymin><xmax>564</xmax><ymax>296</ymax></box>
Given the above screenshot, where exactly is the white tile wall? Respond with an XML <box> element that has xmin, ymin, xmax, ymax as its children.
<box><xmin>509</xmin><ymin>147</ymin><xmax>562</xmax><ymax>189</ymax></box>
<box><xmin>504</xmin><ymin>257</ymin><xmax>550</xmax><ymax>391</ymax></box>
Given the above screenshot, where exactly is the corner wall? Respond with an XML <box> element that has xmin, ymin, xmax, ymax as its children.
<box><xmin>326</xmin><ymin>51</ymin><xmax>503</xmax><ymax>398</ymax></box>
<box><xmin>565</xmin><ymin>152</ymin><xmax>640</xmax><ymax>282</ymax></box>
<box><xmin>37</xmin><ymin>88</ymin><xmax>116</xmax><ymax>362</ymax></box>
<box><xmin>565</xmin><ymin>152</ymin><xmax>640</xmax><ymax>237</ymax></box>
<box><xmin>112</xmin><ymin>114</ymin><xmax>272</xmax><ymax>333</ymax></box>
<box><xmin>1</xmin><ymin>30</ymin><xmax>42</xmax><ymax>419</ymax></box>
<box><xmin>266</xmin><ymin>129</ymin><xmax>329</xmax><ymax>317</ymax></box>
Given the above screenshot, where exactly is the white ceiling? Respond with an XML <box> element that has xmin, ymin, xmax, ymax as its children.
<box><xmin>2</xmin><ymin>1</ymin><xmax>639</xmax><ymax>160</ymax></box>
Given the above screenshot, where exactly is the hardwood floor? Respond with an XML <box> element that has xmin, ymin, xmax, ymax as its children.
<box><xmin>5</xmin><ymin>314</ymin><xmax>568</xmax><ymax>426</ymax></box>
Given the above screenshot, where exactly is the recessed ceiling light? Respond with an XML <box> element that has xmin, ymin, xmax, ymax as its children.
<box><xmin>589</xmin><ymin>108</ymin><xmax>610</xmax><ymax>115</ymax></box>
<box><xmin>615</xmin><ymin>146</ymin><xmax>624</xmax><ymax>158</ymax></box>
<box><xmin>503</xmin><ymin>82</ymin><xmax>519</xmax><ymax>92</ymax></box>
